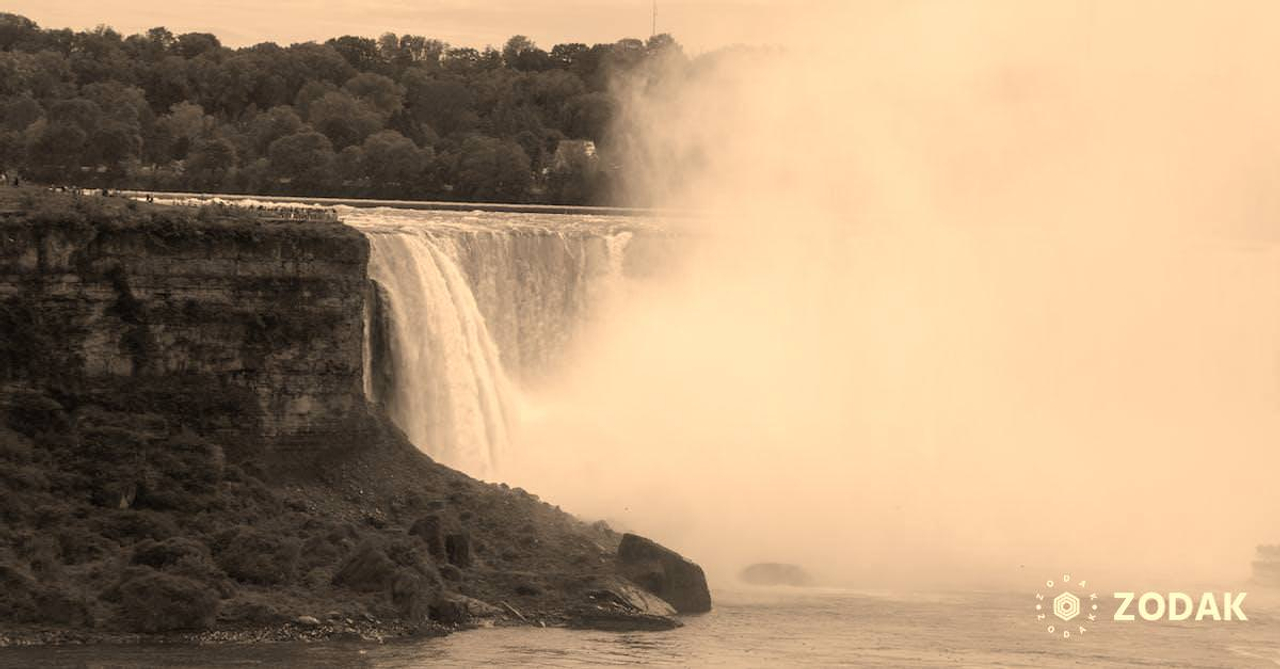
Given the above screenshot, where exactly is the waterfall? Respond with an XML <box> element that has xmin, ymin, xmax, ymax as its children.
<box><xmin>348</xmin><ymin>208</ymin><xmax>656</xmax><ymax>479</ymax></box>
<box><xmin>365</xmin><ymin>231</ymin><xmax>517</xmax><ymax>477</ymax></box>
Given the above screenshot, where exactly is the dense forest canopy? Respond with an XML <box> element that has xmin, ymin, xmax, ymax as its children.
<box><xmin>0</xmin><ymin>13</ymin><xmax>688</xmax><ymax>205</ymax></box>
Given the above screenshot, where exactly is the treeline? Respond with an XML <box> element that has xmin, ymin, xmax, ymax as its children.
<box><xmin>0</xmin><ymin>13</ymin><xmax>686</xmax><ymax>204</ymax></box>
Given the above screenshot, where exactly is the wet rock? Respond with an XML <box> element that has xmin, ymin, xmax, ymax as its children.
<box><xmin>591</xmin><ymin>578</ymin><xmax>677</xmax><ymax>617</ymax></box>
<box><xmin>567</xmin><ymin>609</ymin><xmax>683</xmax><ymax>632</ymax></box>
<box><xmin>567</xmin><ymin>577</ymin><xmax>682</xmax><ymax>631</ymax></box>
<box><xmin>617</xmin><ymin>533</ymin><xmax>711</xmax><ymax>614</ymax></box>
<box><xmin>428</xmin><ymin>595</ymin><xmax>469</xmax><ymax>626</ymax></box>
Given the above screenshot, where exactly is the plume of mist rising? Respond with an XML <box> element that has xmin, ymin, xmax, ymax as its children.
<box><xmin>506</xmin><ymin>1</ymin><xmax>1280</xmax><ymax>590</ymax></box>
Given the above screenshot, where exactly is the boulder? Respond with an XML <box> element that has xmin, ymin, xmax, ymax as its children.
<box><xmin>332</xmin><ymin>541</ymin><xmax>396</xmax><ymax>592</ymax></box>
<box><xmin>390</xmin><ymin>569</ymin><xmax>436</xmax><ymax>621</ymax></box>
<box><xmin>590</xmin><ymin>578</ymin><xmax>677</xmax><ymax>617</ymax></box>
<box><xmin>429</xmin><ymin>594</ymin><xmax>472</xmax><ymax>626</ymax></box>
<box><xmin>567</xmin><ymin>608</ymin><xmax>683</xmax><ymax>632</ymax></box>
<box><xmin>739</xmin><ymin>562</ymin><xmax>814</xmax><ymax>587</ymax></box>
<box><xmin>455</xmin><ymin>594</ymin><xmax>503</xmax><ymax>618</ymax></box>
<box><xmin>616</xmin><ymin>533</ymin><xmax>711</xmax><ymax>613</ymax></box>
<box><xmin>568</xmin><ymin>578</ymin><xmax>682</xmax><ymax>631</ymax></box>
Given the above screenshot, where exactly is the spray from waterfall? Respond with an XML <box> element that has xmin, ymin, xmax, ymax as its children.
<box><xmin>504</xmin><ymin>1</ymin><xmax>1280</xmax><ymax>589</ymax></box>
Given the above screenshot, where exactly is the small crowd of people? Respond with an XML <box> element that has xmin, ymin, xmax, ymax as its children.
<box><xmin>184</xmin><ymin>199</ymin><xmax>341</xmax><ymax>222</ymax></box>
<box><xmin>1</xmin><ymin>175</ymin><xmax>342</xmax><ymax>222</ymax></box>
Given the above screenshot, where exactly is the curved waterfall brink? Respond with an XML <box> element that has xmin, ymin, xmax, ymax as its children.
<box><xmin>348</xmin><ymin>208</ymin><xmax>654</xmax><ymax>478</ymax></box>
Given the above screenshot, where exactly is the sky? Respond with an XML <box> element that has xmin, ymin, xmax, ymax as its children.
<box><xmin>4</xmin><ymin>0</ymin><xmax>808</xmax><ymax>52</ymax></box>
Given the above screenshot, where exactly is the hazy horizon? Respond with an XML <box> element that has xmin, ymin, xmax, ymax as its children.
<box><xmin>3</xmin><ymin>0</ymin><xmax>826</xmax><ymax>52</ymax></box>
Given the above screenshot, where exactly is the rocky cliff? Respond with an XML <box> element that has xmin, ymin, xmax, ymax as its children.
<box><xmin>0</xmin><ymin>189</ymin><xmax>708</xmax><ymax>644</ymax></box>
<box><xmin>0</xmin><ymin>191</ymin><xmax>369</xmax><ymax>460</ymax></box>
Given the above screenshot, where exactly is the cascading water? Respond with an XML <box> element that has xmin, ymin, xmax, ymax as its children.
<box><xmin>364</xmin><ymin>231</ymin><xmax>518</xmax><ymax>476</ymax></box>
<box><xmin>346</xmin><ymin>207</ymin><xmax>653</xmax><ymax>478</ymax></box>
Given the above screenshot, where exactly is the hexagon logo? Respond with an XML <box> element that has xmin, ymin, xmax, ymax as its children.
<box><xmin>1053</xmin><ymin>592</ymin><xmax>1082</xmax><ymax>622</ymax></box>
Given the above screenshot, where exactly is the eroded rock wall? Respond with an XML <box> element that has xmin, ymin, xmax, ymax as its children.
<box><xmin>0</xmin><ymin>205</ymin><xmax>370</xmax><ymax>458</ymax></box>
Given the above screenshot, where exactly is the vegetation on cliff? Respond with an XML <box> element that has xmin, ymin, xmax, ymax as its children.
<box><xmin>0</xmin><ymin>384</ymin><xmax>645</xmax><ymax>641</ymax></box>
<box><xmin>0</xmin><ymin>12</ymin><xmax>687</xmax><ymax>205</ymax></box>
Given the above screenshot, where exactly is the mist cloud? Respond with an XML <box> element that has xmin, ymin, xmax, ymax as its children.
<box><xmin>507</xmin><ymin>0</ymin><xmax>1280</xmax><ymax>590</ymax></box>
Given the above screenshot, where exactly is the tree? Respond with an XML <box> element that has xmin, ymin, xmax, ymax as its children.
<box><xmin>550</xmin><ymin>43</ymin><xmax>589</xmax><ymax>69</ymax></box>
<box><xmin>139</xmin><ymin>55</ymin><xmax>193</xmax><ymax>113</ymax></box>
<box><xmin>343</xmin><ymin>72</ymin><xmax>403</xmax><ymax>118</ymax></box>
<box><xmin>0</xmin><ymin>13</ymin><xmax>39</xmax><ymax>50</ymax></box>
<box><xmin>361</xmin><ymin>130</ymin><xmax>427</xmax><ymax>193</ymax></box>
<box><xmin>267</xmin><ymin>130</ymin><xmax>335</xmax><ymax>191</ymax></box>
<box><xmin>248</xmin><ymin>105</ymin><xmax>303</xmax><ymax>156</ymax></box>
<box><xmin>380</xmin><ymin>34</ymin><xmax>445</xmax><ymax>70</ymax></box>
<box><xmin>186</xmin><ymin>137</ymin><xmax>236</xmax><ymax>189</ymax></box>
<box><xmin>402</xmin><ymin>70</ymin><xmax>476</xmax><ymax>136</ymax></box>
<box><xmin>503</xmin><ymin>35</ymin><xmax>551</xmax><ymax>72</ymax></box>
<box><xmin>0</xmin><ymin>95</ymin><xmax>42</xmax><ymax>133</ymax></box>
<box><xmin>24</xmin><ymin>119</ymin><xmax>87</xmax><ymax>181</ymax></box>
<box><xmin>286</xmin><ymin>42</ymin><xmax>354</xmax><ymax>87</ymax></box>
<box><xmin>159</xmin><ymin>101</ymin><xmax>213</xmax><ymax>160</ymax></box>
<box><xmin>70</xmin><ymin>25</ymin><xmax>134</xmax><ymax>86</ymax></box>
<box><xmin>0</xmin><ymin>130</ymin><xmax>23</xmax><ymax>171</ymax></box>
<box><xmin>327</xmin><ymin>36</ymin><xmax>383</xmax><ymax>72</ymax></box>
<box><xmin>306</xmin><ymin>90</ymin><xmax>382</xmax><ymax>148</ymax></box>
<box><xmin>0</xmin><ymin>11</ymin><xmax>668</xmax><ymax>203</ymax></box>
<box><xmin>453</xmin><ymin>136</ymin><xmax>530</xmax><ymax>202</ymax></box>
<box><xmin>47</xmin><ymin>98</ymin><xmax>103</xmax><ymax>133</ymax></box>
<box><xmin>173</xmin><ymin>32</ymin><xmax>221</xmax><ymax>59</ymax></box>
<box><xmin>566</xmin><ymin>92</ymin><xmax>614</xmax><ymax>143</ymax></box>
<box><xmin>441</xmin><ymin>47</ymin><xmax>481</xmax><ymax>73</ymax></box>
<box><xmin>336</xmin><ymin>144</ymin><xmax>365</xmax><ymax>186</ymax></box>
<box><xmin>89</xmin><ymin>119</ymin><xmax>142</xmax><ymax>175</ymax></box>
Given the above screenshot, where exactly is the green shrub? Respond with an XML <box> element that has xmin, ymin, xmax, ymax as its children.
<box><xmin>332</xmin><ymin>540</ymin><xmax>396</xmax><ymax>592</ymax></box>
<box><xmin>118</xmin><ymin>569</ymin><xmax>219</xmax><ymax>632</ymax></box>
<box><xmin>131</xmin><ymin>537</ymin><xmax>210</xmax><ymax>570</ymax></box>
<box><xmin>135</xmin><ymin>432</ymin><xmax>225</xmax><ymax>511</ymax></box>
<box><xmin>213</xmin><ymin>527</ymin><xmax>300</xmax><ymax>585</ymax></box>
<box><xmin>90</xmin><ymin>509</ymin><xmax>180</xmax><ymax>543</ymax></box>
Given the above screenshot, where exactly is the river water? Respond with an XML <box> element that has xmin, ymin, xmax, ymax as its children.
<box><xmin>4</xmin><ymin>587</ymin><xmax>1277</xmax><ymax>668</ymax></box>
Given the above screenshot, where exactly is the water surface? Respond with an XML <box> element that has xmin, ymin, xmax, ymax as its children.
<box><xmin>5</xmin><ymin>588</ymin><xmax>1277</xmax><ymax>667</ymax></box>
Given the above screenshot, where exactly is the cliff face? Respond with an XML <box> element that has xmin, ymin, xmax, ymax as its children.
<box><xmin>0</xmin><ymin>195</ymin><xmax>370</xmax><ymax>458</ymax></box>
<box><xmin>0</xmin><ymin>190</ymin><xmax>707</xmax><ymax>643</ymax></box>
